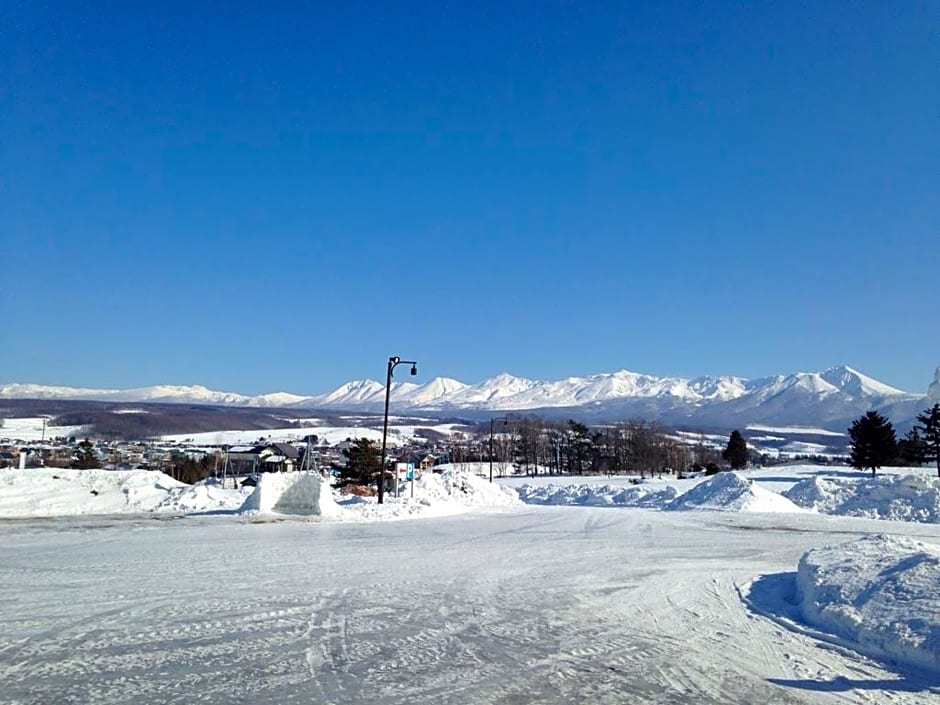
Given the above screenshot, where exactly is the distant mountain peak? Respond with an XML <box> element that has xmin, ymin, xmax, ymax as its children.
<box><xmin>820</xmin><ymin>364</ymin><xmax>907</xmax><ymax>398</ymax></box>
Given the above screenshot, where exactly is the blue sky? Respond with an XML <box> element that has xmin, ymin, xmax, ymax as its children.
<box><xmin>3</xmin><ymin>2</ymin><xmax>937</xmax><ymax>395</ymax></box>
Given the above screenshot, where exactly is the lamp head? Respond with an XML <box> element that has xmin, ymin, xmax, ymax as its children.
<box><xmin>410</xmin><ymin>364</ymin><xmax>418</xmax><ymax>376</ymax></box>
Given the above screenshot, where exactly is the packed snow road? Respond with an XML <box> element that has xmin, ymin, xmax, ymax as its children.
<box><xmin>2</xmin><ymin>508</ymin><xmax>938</xmax><ymax>705</ymax></box>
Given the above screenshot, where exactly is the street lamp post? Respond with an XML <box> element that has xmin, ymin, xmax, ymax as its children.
<box><xmin>489</xmin><ymin>416</ymin><xmax>509</xmax><ymax>483</ymax></box>
<box><xmin>379</xmin><ymin>355</ymin><xmax>418</xmax><ymax>505</ymax></box>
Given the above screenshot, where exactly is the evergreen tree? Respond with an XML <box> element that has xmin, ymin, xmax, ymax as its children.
<box><xmin>73</xmin><ymin>439</ymin><xmax>98</xmax><ymax>469</ymax></box>
<box><xmin>722</xmin><ymin>430</ymin><xmax>748</xmax><ymax>469</ymax></box>
<box><xmin>339</xmin><ymin>437</ymin><xmax>382</xmax><ymax>487</ymax></box>
<box><xmin>566</xmin><ymin>420</ymin><xmax>592</xmax><ymax>475</ymax></box>
<box><xmin>916</xmin><ymin>404</ymin><xmax>940</xmax><ymax>477</ymax></box>
<box><xmin>898</xmin><ymin>427</ymin><xmax>926</xmax><ymax>466</ymax></box>
<box><xmin>848</xmin><ymin>411</ymin><xmax>897</xmax><ymax>476</ymax></box>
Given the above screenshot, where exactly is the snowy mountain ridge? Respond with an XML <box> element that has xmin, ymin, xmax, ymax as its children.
<box><xmin>0</xmin><ymin>366</ymin><xmax>922</xmax><ymax>426</ymax></box>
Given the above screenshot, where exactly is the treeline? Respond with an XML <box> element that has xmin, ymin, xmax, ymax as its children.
<box><xmin>454</xmin><ymin>416</ymin><xmax>722</xmax><ymax>476</ymax></box>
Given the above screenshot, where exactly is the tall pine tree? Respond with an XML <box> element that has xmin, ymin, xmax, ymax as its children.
<box><xmin>916</xmin><ymin>404</ymin><xmax>940</xmax><ymax>477</ymax></box>
<box><xmin>848</xmin><ymin>411</ymin><xmax>897</xmax><ymax>476</ymax></box>
<box><xmin>722</xmin><ymin>430</ymin><xmax>748</xmax><ymax>469</ymax></box>
<box><xmin>339</xmin><ymin>438</ymin><xmax>382</xmax><ymax>487</ymax></box>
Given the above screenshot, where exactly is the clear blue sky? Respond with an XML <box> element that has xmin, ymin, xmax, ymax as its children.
<box><xmin>3</xmin><ymin>2</ymin><xmax>937</xmax><ymax>395</ymax></box>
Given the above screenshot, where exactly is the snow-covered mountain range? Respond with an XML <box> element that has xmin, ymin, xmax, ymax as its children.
<box><xmin>1</xmin><ymin>365</ymin><xmax>932</xmax><ymax>430</ymax></box>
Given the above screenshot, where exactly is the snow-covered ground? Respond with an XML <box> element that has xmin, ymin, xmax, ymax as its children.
<box><xmin>1</xmin><ymin>464</ymin><xmax>939</xmax><ymax>703</ymax></box>
<box><xmin>2</xmin><ymin>508</ymin><xmax>938</xmax><ymax>704</ymax></box>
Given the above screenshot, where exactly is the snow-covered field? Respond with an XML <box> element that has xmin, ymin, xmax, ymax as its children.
<box><xmin>160</xmin><ymin>421</ymin><xmax>467</xmax><ymax>446</ymax></box>
<box><xmin>1</xmin><ymin>464</ymin><xmax>939</xmax><ymax>703</ymax></box>
<box><xmin>0</xmin><ymin>416</ymin><xmax>87</xmax><ymax>442</ymax></box>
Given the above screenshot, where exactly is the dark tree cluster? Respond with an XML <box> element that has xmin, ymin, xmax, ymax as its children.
<box><xmin>848</xmin><ymin>404</ymin><xmax>940</xmax><ymax>476</ymax></box>
<box><xmin>166</xmin><ymin>453</ymin><xmax>217</xmax><ymax>484</ymax></box>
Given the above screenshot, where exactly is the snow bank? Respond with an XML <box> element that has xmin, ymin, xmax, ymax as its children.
<box><xmin>517</xmin><ymin>482</ymin><xmax>677</xmax><ymax>508</ymax></box>
<box><xmin>513</xmin><ymin>472</ymin><xmax>800</xmax><ymax>513</ymax></box>
<box><xmin>796</xmin><ymin>535</ymin><xmax>940</xmax><ymax>673</ymax></box>
<box><xmin>0</xmin><ymin>468</ymin><xmax>248</xmax><ymax>517</ymax></box>
<box><xmin>785</xmin><ymin>474</ymin><xmax>940</xmax><ymax>523</ymax></box>
<box><xmin>239</xmin><ymin>472</ymin><xmax>342</xmax><ymax>517</ymax></box>
<box><xmin>666</xmin><ymin>472</ymin><xmax>803</xmax><ymax>513</ymax></box>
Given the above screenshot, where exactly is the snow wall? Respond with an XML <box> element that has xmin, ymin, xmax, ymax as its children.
<box><xmin>239</xmin><ymin>472</ymin><xmax>341</xmax><ymax>517</ymax></box>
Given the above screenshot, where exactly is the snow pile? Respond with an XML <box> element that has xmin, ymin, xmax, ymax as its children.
<box><xmin>337</xmin><ymin>469</ymin><xmax>519</xmax><ymax>522</ymax></box>
<box><xmin>796</xmin><ymin>535</ymin><xmax>940</xmax><ymax>673</ymax></box>
<box><xmin>666</xmin><ymin>472</ymin><xmax>803</xmax><ymax>513</ymax></box>
<box><xmin>152</xmin><ymin>482</ymin><xmax>251</xmax><ymax>514</ymax></box>
<box><xmin>517</xmin><ymin>482</ymin><xmax>677</xmax><ymax>508</ymax></box>
<box><xmin>412</xmin><ymin>468</ymin><xmax>520</xmax><ymax>507</ymax></box>
<box><xmin>785</xmin><ymin>474</ymin><xmax>940</xmax><ymax>523</ymax></box>
<box><xmin>239</xmin><ymin>472</ymin><xmax>342</xmax><ymax>517</ymax></box>
<box><xmin>0</xmin><ymin>468</ymin><xmax>248</xmax><ymax>517</ymax></box>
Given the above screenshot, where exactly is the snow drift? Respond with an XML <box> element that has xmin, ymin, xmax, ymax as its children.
<box><xmin>785</xmin><ymin>473</ymin><xmax>940</xmax><ymax>523</ymax></box>
<box><xmin>239</xmin><ymin>472</ymin><xmax>341</xmax><ymax>517</ymax></box>
<box><xmin>665</xmin><ymin>472</ymin><xmax>803</xmax><ymax>513</ymax></box>
<box><xmin>796</xmin><ymin>535</ymin><xmax>940</xmax><ymax>673</ymax></box>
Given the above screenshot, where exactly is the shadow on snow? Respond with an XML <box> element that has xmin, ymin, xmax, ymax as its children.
<box><xmin>742</xmin><ymin>572</ymin><xmax>940</xmax><ymax>695</ymax></box>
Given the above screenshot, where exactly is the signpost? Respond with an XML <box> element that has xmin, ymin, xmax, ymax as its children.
<box><xmin>394</xmin><ymin>462</ymin><xmax>415</xmax><ymax>498</ymax></box>
<box><xmin>395</xmin><ymin>463</ymin><xmax>415</xmax><ymax>497</ymax></box>
<box><xmin>406</xmin><ymin>465</ymin><xmax>416</xmax><ymax>498</ymax></box>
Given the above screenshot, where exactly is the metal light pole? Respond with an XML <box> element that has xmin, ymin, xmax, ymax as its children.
<box><xmin>379</xmin><ymin>355</ymin><xmax>418</xmax><ymax>504</ymax></box>
<box><xmin>489</xmin><ymin>416</ymin><xmax>509</xmax><ymax>483</ymax></box>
